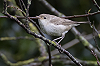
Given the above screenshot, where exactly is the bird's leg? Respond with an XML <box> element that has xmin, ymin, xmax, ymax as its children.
<box><xmin>53</xmin><ymin>37</ymin><xmax>62</xmax><ymax>43</ymax></box>
<box><xmin>57</xmin><ymin>33</ymin><xmax>65</xmax><ymax>44</ymax></box>
<box><xmin>53</xmin><ymin>31</ymin><xmax>68</xmax><ymax>53</ymax></box>
<box><xmin>53</xmin><ymin>31</ymin><xmax>68</xmax><ymax>45</ymax></box>
<box><xmin>53</xmin><ymin>36</ymin><xmax>63</xmax><ymax>46</ymax></box>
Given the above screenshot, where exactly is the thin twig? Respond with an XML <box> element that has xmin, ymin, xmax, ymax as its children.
<box><xmin>92</xmin><ymin>0</ymin><xmax>100</xmax><ymax>11</ymax></box>
<box><xmin>19</xmin><ymin>0</ymin><xmax>24</xmax><ymax>12</ymax></box>
<box><xmin>86</xmin><ymin>10</ymin><xmax>100</xmax><ymax>51</ymax></box>
<box><xmin>20</xmin><ymin>0</ymin><xmax>27</xmax><ymax>13</ymax></box>
<box><xmin>25</xmin><ymin>0</ymin><xmax>32</xmax><ymax>29</ymax></box>
<box><xmin>91</xmin><ymin>50</ymin><xmax>100</xmax><ymax>65</ymax></box>
<box><xmin>92</xmin><ymin>21</ymin><xmax>100</xmax><ymax>51</ymax></box>
<box><xmin>18</xmin><ymin>0</ymin><xmax>26</xmax><ymax>16</ymax></box>
<box><xmin>0</xmin><ymin>16</ymin><xmax>38</xmax><ymax>19</ymax></box>
<box><xmin>1</xmin><ymin>11</ymin><xmax>100</xmax><ymax>19</ymax></box>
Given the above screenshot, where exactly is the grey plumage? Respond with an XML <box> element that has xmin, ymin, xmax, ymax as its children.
<box><xmin>37</xmin><ymin>14</ymin><xmax>89</xmax><ymax>44</ymax></box>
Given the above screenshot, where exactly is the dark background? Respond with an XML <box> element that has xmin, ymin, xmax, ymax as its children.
<box><xmin>0</xmin><ymin>0</ymin><xmax>100</xmax><ymax>66</ymax></box>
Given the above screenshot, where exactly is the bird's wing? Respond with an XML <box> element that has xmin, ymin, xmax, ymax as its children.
<box><xmin>50</xmin><ymin>17</ymin><xmax>76</xmax><ymax>26</ymax></box>
<box><xmin>50</xmin><ymin>17</ymin><xmax>89</xmax><ymax>26</ymax></box>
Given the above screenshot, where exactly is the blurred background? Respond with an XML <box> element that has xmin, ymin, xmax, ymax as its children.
<box><xmin>0</xmin><ymin>0</ymin><xmax>100</xmax><ymax>66</ymax></box>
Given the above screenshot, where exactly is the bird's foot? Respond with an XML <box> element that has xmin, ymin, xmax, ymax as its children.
<box><xmin>52</xmin><ymin>40</ymin><xmax>59</xmax><ymax>45</ymax></box>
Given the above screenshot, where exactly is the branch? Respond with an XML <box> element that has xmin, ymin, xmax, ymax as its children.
<box><xmin>92</xmin><ymin>0</ymin><xmax>100</xmax><ymax>11</ymax></box>
<box><xmin>0</xmin><ymin>53</ymin><xmax>98</xmax><ymax>66</ymax></box>
<box><xmin>0</xmin><ymin>36</ymin><xmax>34</xmax><ymax>41</ymax></box>
<box><xmin>1</xmin><ymin>11</ymin><xmax>100</xmax><ymax>19</ymax></box>
<box><xmin>91</xmin><ymin>50</ymin><xmax>100</xmax><ymax>65</ymax></box>
<box><xmin>52</xmin><ymin>30</ymin><xmax>100</xmax><ymax>56</ymax></box>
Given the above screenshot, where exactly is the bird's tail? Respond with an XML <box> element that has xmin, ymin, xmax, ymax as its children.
<box><xmin>72</xmin><ymin>21</ymin><xmax>90</xmax><ymax>27</ymax></box>
<box><xmin>74</xmin><ymin>21</ymin><xmax>91</xmax><ymax>24</ymax></box>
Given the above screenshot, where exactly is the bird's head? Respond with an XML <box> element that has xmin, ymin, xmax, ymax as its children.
<box><xmin>36</xmin><ymin>14</ymin><xmax>54</xmax><ymax>23</ymax></box>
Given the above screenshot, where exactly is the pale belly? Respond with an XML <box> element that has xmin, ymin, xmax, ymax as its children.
<box><xmin>39</xmin><ymin>23</ymin><xmax>70</xmax><ymax>36</ymax></box>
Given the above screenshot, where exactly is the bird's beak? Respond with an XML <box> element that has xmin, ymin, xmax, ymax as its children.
<box><xmin>36</xmin><ymin>16</ymin><xmax>40</xmax><ymax>19</ymax></box>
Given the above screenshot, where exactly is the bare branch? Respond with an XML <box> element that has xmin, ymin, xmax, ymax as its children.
<box><xmin>1</xmin><ymin>11</ymin><xmax>100</xmax><ymax>19</ymax></box>
<box><xmin>92</xmin><ymin>0</ymin><xmax>100</xmax><ymax>11</ymax></box>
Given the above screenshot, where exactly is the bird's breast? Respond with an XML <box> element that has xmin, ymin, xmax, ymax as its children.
<box><xmin>38</xmin><ymin>20</ymin><xmax>69</xmax><ymax>36</ymax></box>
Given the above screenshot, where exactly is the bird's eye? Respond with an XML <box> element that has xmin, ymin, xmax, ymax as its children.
<box><xmin>44</xmin><ymin>17</ymin><xmax>46</xmax><ymax>19</ymax></box>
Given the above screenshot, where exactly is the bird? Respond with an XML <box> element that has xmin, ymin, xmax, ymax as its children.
<box><xmin>36</xmin><ymin>14</ymin><xmax>89</xmax><ymax>44</ymax></box>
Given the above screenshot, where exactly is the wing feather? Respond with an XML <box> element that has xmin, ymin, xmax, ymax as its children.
<box><xmin>50</xmin><ymin>17</ymin><xmax>76</xmax><ymax>25</ymax></box>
